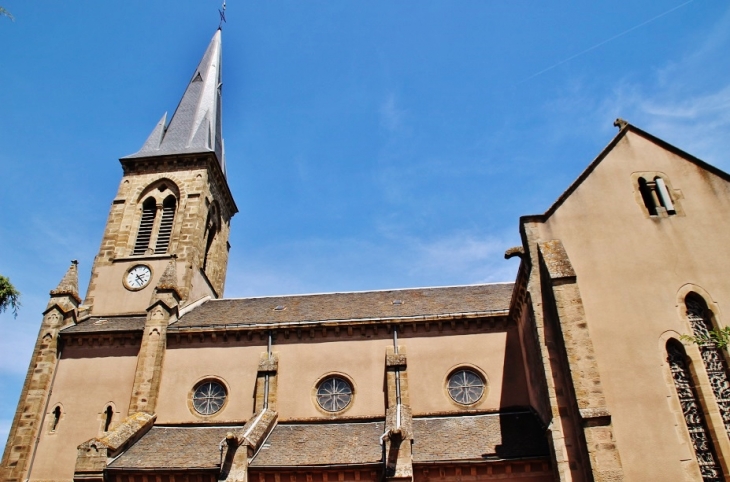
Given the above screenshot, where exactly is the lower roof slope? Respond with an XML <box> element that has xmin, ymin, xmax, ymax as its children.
<box><xmin>250</xmin><ymin>421</ymin><xmax>385</xmax><ymax>467</ymax></box>
<box><xmin>412</xmin><ymin>412</ymin><xmax>548</xmax><ymax>462</ymax></box>
<box><xmin>106</xmin><ymin>412</ymin><xmax>547</xmax><ymax>473</ymax></box>
<box><xmin>108</xmin><ymin>426</ymin><xmax>234</xmax><ymax>471</ymax></box>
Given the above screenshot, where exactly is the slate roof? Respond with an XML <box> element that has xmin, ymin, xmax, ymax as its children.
<box><xmin>108</xmin><ymin>426</ymin><xmax>234</xmax><ymax>470</ymax></box>
<box><xmin>61</xmin><ymin>316</ymin><xmax>146</xmax><ymax>334</ymax></box>
<box><xmin>250</xmin><ymin>421</ymin><xmax>385</xmax><ymax>467</ymax></box>
<box><xmin>106</xmin><ymin>412</ymin><xmax>546</xmax><ymax>472</ymax></box>
<box><xmin>172</xmin><ymin>283</ymin><xmax>514</xmax><ymax>330</ymax></box>
<box><xmin>412</xmin><ymin>411</ymin><xmax>548</xmax><ymax>462</ymax></box>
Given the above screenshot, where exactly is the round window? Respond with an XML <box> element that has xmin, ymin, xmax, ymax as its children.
<box><xmin>316</xmin><ymin>376</ymin><xmax>353</xmax><ymax>412</ymax></box>
<box><xmin>447</xmin><ymin>369</ymin><xmax>485</xmax><ymax>405</ymax></box>
<box><xmin>192</xmin><ymin>380</ymin><xmax>227</xmax><ymax>415</ymax></box>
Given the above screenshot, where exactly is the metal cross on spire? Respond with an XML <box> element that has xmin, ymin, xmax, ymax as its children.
<box><xmin>218</xmin><ymin>0</ymin><xmax>227</xmax><ymax>29</ymax></box>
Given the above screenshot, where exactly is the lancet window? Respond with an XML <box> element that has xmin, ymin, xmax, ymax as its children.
<box><xmin>50</xmin><ymin>406</ymin><xmax>61</xmax><ymax>432</ymax></box>
<box><xmin>667</xmin><ymin>341</ymin><xmax>724</xmax><ymax>481</ymax></box>
<box><xmin>103</xmin><ymin>405</ymin><xmax>113</xmax><ymax>432</ymax></box>
<box><xmin>686</xmin><ymin>294</ymin><xmax>730</xmax><ymax>437</ymax></box>
<box><xmin>132</xmin><ymin>184</ymin><xmax>177</xmax><ymax>256</ymax></box>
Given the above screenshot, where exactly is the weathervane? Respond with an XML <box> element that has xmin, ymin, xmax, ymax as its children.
<box><xmin>218</xmin><ymin>0</ymin><xmax>227</xmax><ymax>29</ymax></box>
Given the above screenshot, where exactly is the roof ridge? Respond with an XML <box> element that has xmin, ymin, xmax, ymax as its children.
<box><xmin>213</xmin><ymin>282</ymin><xmax>515</xmax><ymax>301</ymax></box>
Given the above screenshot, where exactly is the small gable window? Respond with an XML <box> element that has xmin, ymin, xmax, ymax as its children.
<box><xmin>636</xmin><ymin>174</ymin><xmax>678</xmax><ymax>217</ymax></box>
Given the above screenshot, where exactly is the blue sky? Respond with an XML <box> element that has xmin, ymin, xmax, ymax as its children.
<box><xmin>1</xmin><ymin>0</ymin><xmax>729</xmax><ymax>441</ymax></box>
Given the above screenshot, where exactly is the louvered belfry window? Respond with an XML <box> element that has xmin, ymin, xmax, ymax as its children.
<box><xmin>154</xmin><ymin>196</ymin><xmax>176</xmax><ymax>254</ymax></box>
<box><xmin>133</xmin><ymin>198</ymin><xmax>157</xmax><ymax>255</ymax></box>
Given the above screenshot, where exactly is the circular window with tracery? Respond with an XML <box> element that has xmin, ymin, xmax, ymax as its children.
<box><xmin>447</xmin><ymin>369</ymin><xmax>485</xmax><ymax>405</ymax></box>
<box><xmin>192</xmin><ymin>380</ymin><xmax>227</xmax><ymax>415</ymax></box>
<box><xmin>316</xmin><ymin>376</ymin><xmax>353</xmax><ymax>412</ymax></box>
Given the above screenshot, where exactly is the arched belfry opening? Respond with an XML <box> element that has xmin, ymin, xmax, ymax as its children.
<box><xmin>203</xmin><ymin>202</ymin><xmax>221</xmax><ymax>273</ymax></box>
<box><xmin>131</xmin><ymin>182</ymin><xmax>180</xmax><ymax>256</ymax></box>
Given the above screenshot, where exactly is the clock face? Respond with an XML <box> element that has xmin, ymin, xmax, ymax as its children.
<box><xmin>125</xmin><ymin>265</ymin><xmax>152</xmax><ymax>290</ymax></box>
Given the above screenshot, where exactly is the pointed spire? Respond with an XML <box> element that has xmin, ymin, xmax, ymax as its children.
<box><xmin>125</xmin><ymin>30</ymin><xmax>225</xmax><ymax>173</ymax></box>
<box><xmin>50</xmin><ymin>260</ymin><xmax>81</xmax><ymax>304</ymax></box>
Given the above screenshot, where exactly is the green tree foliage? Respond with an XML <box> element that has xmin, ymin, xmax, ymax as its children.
<box><xmin>681</xmin><ymin>328</ymin><xmax>730</xmax><ymax>350</ymax></box>
<box><xmin>0</xmin><ymin>276</ymin><xmax>21</xmax><ymax>317</ymax></box>
<box><xmin>0</xmin><ymin>6</ymin><xmax>13</xmax><ymax>21</ymax></box>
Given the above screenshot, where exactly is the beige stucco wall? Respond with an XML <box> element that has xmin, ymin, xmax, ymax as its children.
<box><xmin>155</xmin><ymin>327</ymin><xmax>530</xmax><ymax>423</ymax></box>
<box><xmin>30</xmin><ymin>345</ymin><xmax>138</xmax><ymax>481</ymax></box>
<box><xmin>155</xmin><ymin>343</ymin><xmax>262</xmax><ymax>424</ymax></box>
<box><xmin>406</xmin><ymin>328</ymin><xmax>529</xmax><ymax>415</ymax></box>
<box><xmin>88</xmin><ymin>259</ymin><xmax>186</xmax><ymax>315</ymax></box>
<box><xmin>535</xmin><ymin>130</ymin><xmax>730</xmax><ymax>481</ymax></box>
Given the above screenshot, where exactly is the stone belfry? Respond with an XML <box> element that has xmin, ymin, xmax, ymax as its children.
<box><xmin>0</xmin><ymin>29</ymin><xmax>237</xmax><ymax>482</ymax></box>
<box><xmin>83</xmin><ymin>28</ymin><xmax>237</xmax><ymax>316</ymax></box>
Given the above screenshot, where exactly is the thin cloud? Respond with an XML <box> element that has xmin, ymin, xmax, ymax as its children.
<box><xmin>379</xmin><ymin>93</ymin><xmax>405</xmax><ymax>133</ymax></box>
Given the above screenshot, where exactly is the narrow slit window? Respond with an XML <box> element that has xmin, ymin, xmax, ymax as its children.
<box><xmin>154</xmin><ymin>196</ymin><xmax>176</xmax><ymax>254</ymax></box>
<box><xmin>133</xmin><ymin>198</ymin><xmax>157</xmax><ymax>255</ymax></box>
<box><xmin>103</xmin><ymin>405</ymin><xmax>113</xmax><ymax>432</ymax></box>
<box><xmin>51</xmin><ymin>406</ymin><xmax>61</xmax><ymax>432</ymax></box>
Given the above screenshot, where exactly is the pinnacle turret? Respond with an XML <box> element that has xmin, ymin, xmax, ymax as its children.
<box><xmin>125</xmin><ymin>30</ymin><xmax>225</xmax><ymax>174</ymax></box>
<box><xmin>50</xmin><ymin>260</ymin><xmax>81</xmax><ymax>304</ymax></box>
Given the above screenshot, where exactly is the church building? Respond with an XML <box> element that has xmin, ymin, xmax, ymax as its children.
<box><xmin>3</xmin><ymin>28</ymin><xmax>730</xmax><ymax>482</ymax></box>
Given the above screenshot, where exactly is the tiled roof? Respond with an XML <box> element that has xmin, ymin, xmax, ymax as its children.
<box><xmin>61</xmin><ymin>316</ymin><xmax>146</xmax><ymax>334</ymax></box>
<box><xmin>173</xmin><ymin>283</ymin><xmax>514</xmax><ymax>330</ymax></box>
<box><xmin>108</xmin><ymin>426</ymin><xmax>234</xmax><ymax>470</ymax></box>
<box><xmin>107</xmin><ymin>412</ymin><xmax>546</xmax><ymax>472</ymax></box>
<box><xmin>412</xmin><ymin>412</ymin><xmax>548</xmax><ymax>462</ymax></box>
<box><xmin>250</xmin><ymin>421</ymin><xmax>385</xmax><ymax>467</ymax></box>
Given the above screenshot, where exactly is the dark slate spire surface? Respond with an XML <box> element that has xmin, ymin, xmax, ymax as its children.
<box><xmin>125</xmin><ymin>30</ymin><xmax>226</xmax><ymax>174</ymax></box>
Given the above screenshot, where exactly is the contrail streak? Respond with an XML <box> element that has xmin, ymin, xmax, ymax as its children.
<box><xmin>519</xmin><ymin>0</ymin><xmax>696</xmax><ymax>83</ymax></box>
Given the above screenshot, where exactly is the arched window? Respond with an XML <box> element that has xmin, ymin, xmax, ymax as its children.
<box><xmin>667</xmin><ymin>341</ymin><xmax>724</xmax><ymax>481</ymax></box>
<box><xmin>103</xmin><ymin>405</ymin><xmax>113</xmax><ymax>432</ymax></box>
<box><xmin>50</xmin><ymin>406</ymin><xmax>61</xmax><ymax>432</ymax></box>
<box><xmin>154</xmin><ymin>195</ymin><xmax>176</xmax><ymax>254</ymax></box>
<box><xmin>133</xmin><ymin>197</ymin><xmax>157</xmax><ymax>255</ymax></box>
<box><xmin>686</xmin><ymin>294</ymin><xmax>730</xmax><ymax>437</ymax></box>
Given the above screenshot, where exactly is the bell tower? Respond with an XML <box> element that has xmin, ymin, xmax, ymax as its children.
<box><xmin>83</xmin><ymin>29</ymin><xmax>237</xmax><ymax>316</ymax></box>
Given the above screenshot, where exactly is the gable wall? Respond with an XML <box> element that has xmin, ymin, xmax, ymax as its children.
<box><xmin>536</xmin><ymin>130</ymin><xmax>730</xmax><ymax>480</ymax></box>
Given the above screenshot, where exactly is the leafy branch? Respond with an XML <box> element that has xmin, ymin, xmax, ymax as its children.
<box><xmin>0</xmin><ymin>276</ymin><xmax>21</xmax><ymax>318</ymax></box>
<box><xmin>0</xmin><ymin>7</ymin><xmax>14</xmax><ymax>22</ymax></box>
<box><xmin>680</xmin><ymin>327</ymin><xmax>730</xmax><ymax>350</ymax></box>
